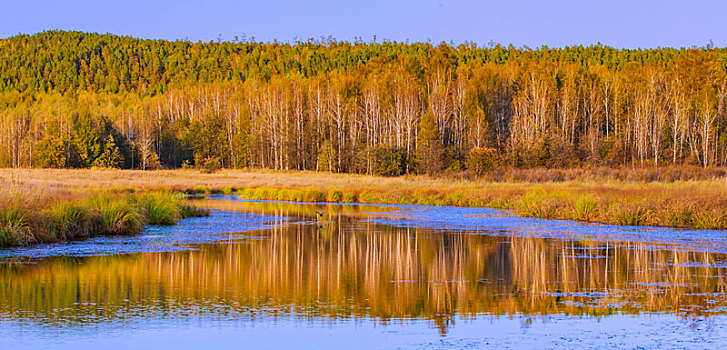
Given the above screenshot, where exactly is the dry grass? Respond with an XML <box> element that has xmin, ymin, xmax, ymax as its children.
<box><xmin>1</xmin><ymin>168</ymin><xmax>727</xmax><ymax>230</ymax></box>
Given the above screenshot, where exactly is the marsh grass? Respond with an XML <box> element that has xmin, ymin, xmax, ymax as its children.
<box><xmin>88</xmin><ymin>193</ymin><xmax>143</xmax><ymax>236</ymax></box>
<box><xmin>613</xmin><ymin>206</ymin><xmax>650</xmax><ymax>226</ymax></box>
<box><xmin>0</xmin><ymin>207</ymin><xmax>31</xmax><ymax>247</ymax></box>
<box><xmin>342</xmin><ymin>192</ymin><xmax>357</xmax><ymax>203</ymax></box>
<box><xmin>137</xmin><ymin>192</ymin><xmax>181</xmax><ymax>225</ymax></box>
<box><xmin>692</xmin><ymin>211</ymin><xmax>727</xmax><ymax>230</ymax></box>
<box><xmin>0</xmin><ymin>189</ymin><xmax>209</xmax><ymax>248</ymax></box>
<box><xmin>1</xmin><ymin>168</ymin><xmax>726</xmax><ymax>231</ymax></box>
<box><xmin>45</xmin><ymin>202</ymin><xmax>92</xmax><ymax>241</ymax></box>
<box><xmin>180</xmin><ymin>203</ymin><xmax>211</xmax><ymax>218</ymax></box>
<box><xmin>514</xmin><ymin>191</ymin><xmax>555</xmax><ymax>218</ymax></box>
<box><xmin>228</xmin><ymin>181</ymin><xmax>727</xmax><ymax>230</ymax></box>
<box><xmin>570</xmin><ymin>198</ymin><xmax>598</xmax><ymax>221</ymax></box>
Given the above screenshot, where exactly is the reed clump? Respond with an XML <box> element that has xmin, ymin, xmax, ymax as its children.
<box><xmin>0</xmin><ymin>190</ymin><xmax>209</xmax><ymax>248</ymax></box>
<box><xmin>570</xmin><ymin>197</ymin><xmax>598</xmax><ymax>221</ymax></box>
<box><xmin>0</xmin><ymin>206</ymin><xmax>32</xmax><ymax>247</ymax></box>
<box><xmin>136</xmin><ymin>192</ymin><xmax>182</xmax><ymax>225</ymax></box>
<box><xmin>44</xmin><ymin>202</ymin><xmax>92</xmax><ymax>241</ymax></box>
<box><xmin>180</xmin><ymin>203</ymin><xmax>211</xmax><ymax>218</ymax></box>
<box><xmin>87</xmin><ymin>193</ymin><xmax>144</xmax><ymax>235</ymax></box>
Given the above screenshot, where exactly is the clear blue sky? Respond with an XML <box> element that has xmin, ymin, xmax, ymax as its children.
<box><xmin>1</xmin><ymin>0</ymin><xmax>724</xmax><ymax>48</ymax></box>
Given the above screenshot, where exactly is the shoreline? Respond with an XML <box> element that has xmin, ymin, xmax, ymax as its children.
<box><xmin>1</xmin><ymin>168</ymin><xmax>726</xmax><ymax>236</ymax></box>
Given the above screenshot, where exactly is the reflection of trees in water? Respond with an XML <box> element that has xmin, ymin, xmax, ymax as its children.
<box><xmin>1</xmin><ymin>215</ymin><xmax>727</xmax><ymax>333</ymax></box>
<box><xmin>508</xmin><ymin>238</ymin><xmax>727</xmax><ymax>315</ymax></box>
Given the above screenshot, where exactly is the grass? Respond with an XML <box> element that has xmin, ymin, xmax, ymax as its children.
<box><xmin>0</xmin><ymin>167</ymin><xmax>726</xmax><ymax>234</ymax></box>
<box><xmin>137</xmin><ymin>192</ymin><xmax>181</xmax><ymax>226</ymax></box>
<box><xmin>0</xmin><ymin>188</ymin><xmax>209</xmax><ymax>248</ymax></box>
<box><xmin>45</xmin><ymin>202</ymin><xmax>92</xmax><ymax>241</ymax></box>
<box><xmin>88</xmin><ymin>193</ymin><xmax>144</xmax><ymax>236</ymax></box>
<box><xmin>216</xmin><ymin>183</ymin><xmax>726</xmax><ymax>230</ymax></box>
<box><xmin>570</xmin><ymin>197</ymin><xmax>597</xmax><ymax>221</ymax></box>
<box><xmin>0</xmin><ymin>206</ymin><xmax>31</xmax><ymax>247</ymax></box>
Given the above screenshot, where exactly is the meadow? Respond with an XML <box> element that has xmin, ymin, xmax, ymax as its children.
<box><xmin>1</xmin><ymin>167</ymin><xmax>726</xmax><ymax>241</ymax></box>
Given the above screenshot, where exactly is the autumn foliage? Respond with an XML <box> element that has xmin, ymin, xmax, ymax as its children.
<box><xmin>1</xmin><ymin>31</ymin><xmax>727</xmax><ymax>174</ymax></box>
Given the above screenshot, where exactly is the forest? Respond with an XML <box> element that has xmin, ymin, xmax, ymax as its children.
<box><xmin>1</xmin><ymin>30</ymin><xmax>727</xmax><ymax>175</ymax></box>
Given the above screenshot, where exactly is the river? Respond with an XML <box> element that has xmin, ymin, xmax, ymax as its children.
<box><xmin>1</xmin><ymin>196</ymin><xmax>727</xmax><ymax>349</ymax></box>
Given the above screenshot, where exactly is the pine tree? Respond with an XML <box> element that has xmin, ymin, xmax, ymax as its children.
<box><xmin>35</xmin><ymin>134</ymin><xmax>67</xmax><ymax>168</ymax></box>
<box><xmin>316</xmin><ymin>140</ymin><xmax>336</xmax><ymax>172</ymax></box>
<box><xmin>94</xmin><ymin>134</ymin><xmax>122</xmax><ymax>168</ymax></box>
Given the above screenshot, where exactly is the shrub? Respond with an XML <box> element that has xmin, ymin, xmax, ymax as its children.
<box><xmin>468</xmin><ymin>147</ymin><xmax>499</xmax><ymax>176</ymax></box>
<box><xmin>200</xmin><ymin>157</ymin><xmax>221</xmax><ymax>174</ymax></box>
<box><xmin>372</xmin><ymin>145</ymin><xmax>406</xmax><ymax>177</ymax></box>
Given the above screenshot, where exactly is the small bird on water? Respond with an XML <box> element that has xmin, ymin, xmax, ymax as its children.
<box><xmin>315</xmin><ymin>211</ymin><xmax>325</xmax><ymax>229</ymax></box>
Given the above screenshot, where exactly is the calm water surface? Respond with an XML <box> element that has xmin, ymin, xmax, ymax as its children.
<box><xmin>2</xmin><ymin>196</ymin><xmax>727</xmax><ymax>349</ymax></box>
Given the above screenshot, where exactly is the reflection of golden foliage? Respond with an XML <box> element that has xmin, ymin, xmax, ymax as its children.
<box><xmin>2</xmin><ymin>215</ymin><xmax>727</xmax><ymax>333</ymax></box>
<box><xmin>194</xmin><ymin>198</ymin><xmax>394</xmax><ymax>219</ymax></box>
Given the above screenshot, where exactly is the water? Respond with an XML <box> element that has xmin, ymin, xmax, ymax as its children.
<box><xmin>2</xmin><ymin>196</ymin><xmax>727</xmax><ymax>349</ymax></box>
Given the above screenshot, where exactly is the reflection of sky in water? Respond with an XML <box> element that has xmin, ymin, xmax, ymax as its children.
<box><xmin>2</xmin><ymin>313</ymin><xmax>727</xmax><ymax>350</ymax></box>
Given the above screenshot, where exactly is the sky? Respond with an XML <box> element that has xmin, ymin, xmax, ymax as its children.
<box><xmin>0</xmin><ymin>0</ymin><xmax>725</xmax><ymax>49</ymax></box>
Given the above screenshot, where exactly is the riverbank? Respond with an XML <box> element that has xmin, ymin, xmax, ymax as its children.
<box><xmin>1</xmin><ymin>168</ymin><xmax>726</xmax><ymax>231</ymax></box>
<box><xmin>0</xmin><ymin>188</ymin><xmax>209</xmax><ymax>248</ymax></box>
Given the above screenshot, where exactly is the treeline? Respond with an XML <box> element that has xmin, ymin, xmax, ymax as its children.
<box><xmin>1</xmin><ymin>30</ymin><xmax>727</xmax><ymax>174</ymax></box>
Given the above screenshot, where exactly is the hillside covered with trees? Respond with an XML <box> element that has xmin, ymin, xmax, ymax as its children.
<box><xmin>1</xmin><ymin>31</ymin><xmax>727</xmax><ymax>175</ymax></box>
